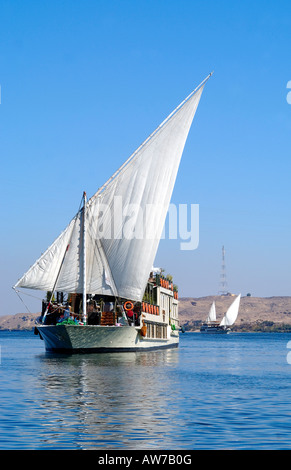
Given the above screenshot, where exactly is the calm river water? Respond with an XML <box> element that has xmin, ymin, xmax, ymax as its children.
<box><xmin>1</xmin><ymin>330</ymin><xmax>291</xmax><ymax>450</ymax></box>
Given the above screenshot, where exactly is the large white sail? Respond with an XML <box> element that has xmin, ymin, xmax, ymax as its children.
<box><xmin>206</xmin><ymin>302</ymin><xmax>216</xmax><ymax>322</ymax></box>
<box><xmin>14</xmin><ymin>77</ymin><xmax>209</xmax><ymax>301</ymax></box>
<box><xmin>219</xmin><ymin>294</ymin><xmax>241</xmax><ymax>327</ymax></box>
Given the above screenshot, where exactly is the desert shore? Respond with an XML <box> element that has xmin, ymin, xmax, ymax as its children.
<box><xmin>179</xmin><ymin>296</ymin><xmax>291</xmax><ymax>332</ymax></box>
<box><xmin>1</xmin><ymin>296</ymin><xmax>291</xmax><ymax>332</ymax></box>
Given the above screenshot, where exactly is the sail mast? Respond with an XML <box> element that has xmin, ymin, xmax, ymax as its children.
<box><xmin>82</xmin><ymin>191</ymin><xmax>87</xmax><ymax>325</ymax></box>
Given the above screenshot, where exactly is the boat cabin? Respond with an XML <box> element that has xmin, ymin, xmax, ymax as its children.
<box><xmin>40</xmin><ymin>272</ymin><xmax>179</xmax><ymax>338</ymax></box>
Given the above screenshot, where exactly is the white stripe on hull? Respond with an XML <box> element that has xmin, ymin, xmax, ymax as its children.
<box><xmin>37</xmin><ymin>324</ymin><xmax>179</xmax><ymax>352</ymax></box>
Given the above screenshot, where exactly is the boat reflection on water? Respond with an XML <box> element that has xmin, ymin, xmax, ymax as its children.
<box><xmin>33</xmin><ymin>349</ymin><xmax>180</xmax><ymax>449</ymax></box>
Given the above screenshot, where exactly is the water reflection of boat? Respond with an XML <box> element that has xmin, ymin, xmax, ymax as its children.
<box><xmin>33</xmin><ymin>348</ymin><xmax>180</xmax><ymax>449</ymax></box>
<box><xmin>14</xmin><ymin>74</ymin><xmax>212</xmax><ymax>352</ymax></box>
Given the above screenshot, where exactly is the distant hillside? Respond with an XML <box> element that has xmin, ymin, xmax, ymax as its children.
<box><xmin>1</xmin><ymin>296</ymin><xmax>291</xmax><ymax>332</ymax></box>
<box><xmin>179</xmin><ymin>296</ymin><xmax>291</xmax><ymax>332</ymax></box>
<box><xmin>0</xmin><ymin>313</ymin><xmax>40</xmax><ymax>331</ymax></box>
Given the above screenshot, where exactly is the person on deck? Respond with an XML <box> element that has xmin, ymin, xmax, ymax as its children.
<box><xmin>126</xmin><ymin>309</ymin><xmax>135</xmax><ymax>323</ymax></box>
<box><xmin>64</xmin><ymin>303</ymin><xmax>71</xmax><ymax>320</ymax></box>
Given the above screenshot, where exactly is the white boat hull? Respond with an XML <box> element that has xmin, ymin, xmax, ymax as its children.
<box><xmin>36</xmin><ymin>324</ymin><xmax>179</xmax><ymax>353</ymax></box>
<box><xmin>200</xmin><ymin>325</ymin><xmax>230</xmax><ymax>334</ymax></box>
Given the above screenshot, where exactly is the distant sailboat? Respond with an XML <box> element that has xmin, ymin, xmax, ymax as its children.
<box><xmin>206</xmin><ymin>301</ymin><xmax>216</xmax><ymax>323</ymax></box>
<box><xmin>219</xmin><ymin>294</ymin><xmax>241</xmax><ymax>330</ymax></box>
<box><xmin>200</xmin><ymin>295</ymin><xmax>241</xmax><ymax>334</ymax></box>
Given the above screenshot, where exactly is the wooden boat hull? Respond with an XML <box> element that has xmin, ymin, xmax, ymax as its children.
<box><xmin>36</xmin><ymin>324</ymin><xmax>179</xmax><ymax>353</ymax></box>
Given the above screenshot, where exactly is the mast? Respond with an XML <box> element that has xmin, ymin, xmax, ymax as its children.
<box><xmin>82</xmin><ymin>191</ymin><xmax>87</xmax><ymax>325</ymax></box>
<box><xmin>219</xmin><ymin>245</ymin><xmax>228</xmax><ymax>295</ymax></box>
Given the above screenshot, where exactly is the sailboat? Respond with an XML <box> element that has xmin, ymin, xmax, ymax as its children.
<box><xmin>200</xmin><ymin>294</ymin><xmax>241</xmax><ymax>334</ymax></box>
<box><xmin>13</xmin><ymin>73</ymin><xmax>212</xmax><ymax>353</ymax></box>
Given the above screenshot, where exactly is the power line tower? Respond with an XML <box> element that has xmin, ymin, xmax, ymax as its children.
<box><xmin>219</xmin><ymin>245</ymin><xmax>228</xmax><ymax>295</ymax></box>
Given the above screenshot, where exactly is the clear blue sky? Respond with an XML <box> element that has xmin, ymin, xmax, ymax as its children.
<box><xmin>1</xmin><ymin>0</ymin><xmax>290</xmax><ymax>315</ymax></box>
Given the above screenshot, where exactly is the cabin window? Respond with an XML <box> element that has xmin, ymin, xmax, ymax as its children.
<box><xmin>146</xmin><ymin>322</ymin><xmax>155</xmax><ymax>338</ymax></box>
<box><xmin>162</xmin><ymin>309</ymin><xmax>166</xmax><ymax>322</ymax></box>
<box><xmin>146</xmin><ymin>323</ymin><xmax>150</xmax><ymax>338</ymax></box>
<box><xmin>172</xmin><ymin>303</ymin><xmax>177</xmax><ymax>318</ymax></box>
<box><xmin>156</xmin><ymin>325</ymin><xmax>162</xmax><ymax>339</ymax></box>
<box><xmin>145</xmin><ymin>322</ymin><xmax>167</xmax><ymax>339</ymax></box>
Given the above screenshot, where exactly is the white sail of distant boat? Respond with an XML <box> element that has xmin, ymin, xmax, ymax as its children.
<box><xmin>14</xmin><ymin>74</ymin><xmax>211</xmax><ymax>305</ymax></box>
<box><xmin>206</xmin><ymin>302</ymin><xmax>216</xmax><ymax>322</ymax></box>
<box><xmin>219</xmin><ymin>294</ymin><xmax>241</xmax><ymax>327</ymax></box>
